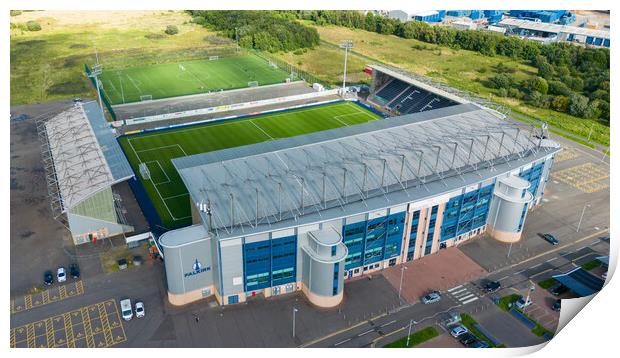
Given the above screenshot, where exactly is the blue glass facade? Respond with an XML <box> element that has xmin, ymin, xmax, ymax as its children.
<box><xmin>333</xmin><ymin>263</ymin><xmax>339</xmax><ymax>296</ymax></box>
<box><xmin>243</xmin><ymin>235</ymin><xmax>297</xmax><ymax>292</ymax></box>
<box><xmin>440</xmin><ymin>184</ymin><xmax>494</xmax><ymax>242</ymax></box>
<box><xmin>520</xmin><ymin>162</ymin><xmax>545</xmax><ymax>199</ymax></box>
<box><xmin>343</xmin><ymin>211</ymin><xmax>407</xmax><ymax>271</ymax></box>
<box><xmin>407</xmin><ymin>211</ymin><xmax>420</xmax><ymax>261</ymax></box>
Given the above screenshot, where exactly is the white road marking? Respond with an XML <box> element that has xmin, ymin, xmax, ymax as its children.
<box><xmin>546</xmin><ymin>257</ymin><xmax>558</xmax><ymax>263</ymax></box>
<box><xmin>515</xmin><ymin>269</ymin><xmax>527</xmax><ymax>275</ymax></box>
<box><xmin>358</xmin><ymin>329</ymin><xmax>374</xmax><ymax>337</ymax></box>
<box><xmin>380</xmin><ymin>320</ymin><xmax>397</xmax><ymax>328</ymax></box>
<box><xmin>457</xmin><ymin>293</ymin><xmax>475</xmax><ymax>301</ymax></box>
<box><xmin>530</xmin><ymin>263</ymin><xmax>542</xmax><ymax>269</ymax></box>
<box><xmin>497</xmin><ymin>275</ymin><xmax>510</xmax><ymax>282</ymax></box>
<box><xmin>461</xmin><ymin>297</ymin><xmax>479</xmax><ymax>305</ymax></box>
<box><xmin>334</xmin><ymin>338</ymin><xmax>351</xmax><ymax>346</ymax></box>
<box><xmin>447</xmin><ymin>285</ymin><xmax>463</xmax><ymax>292</ymax></box>
<box><xmin>451</xmin><ymin>288</ymin><xmax>468</xmax><ymax>295</ymax></box>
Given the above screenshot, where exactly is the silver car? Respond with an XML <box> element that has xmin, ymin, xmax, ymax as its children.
<box><xmin>421</xmin><ymin>291</ymin><xmax>441</xmax><ymax>304</ymax></box>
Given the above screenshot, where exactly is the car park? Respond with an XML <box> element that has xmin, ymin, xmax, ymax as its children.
<box><xmin>450</xmin><ymin>325</ymin><xmax>469</xmax><ymax>338</ymax></box>
<box><xmin>69</xmin><ymin>263</ymin><xmax>80</xmax><ymax>279</ymax></box>
<box><xmin>541</xmin><ymin>233</ymin><xmax>559</xmax><ymax>245</ymax></box>
<box><xmin>515</xmin><ymin>296</ymin><xmax>532</xmax><ymax>310</ymax></box>
<box><xmin>552</xmin><ymin>299</ymin><xmax>561</xmax><ymax>311</ymax></box>
<box><xmin>135</xmin><ymin>301</ymin><xmax>145</xmax><ymax>318</ymax></box>
<box><xmin>550</xmin><ymin>283</ymin><xmax>569</xmax><ymax>296</ymax></box>
<box><xmin>44</xmin><ymin>270</ymin><xmax>53</xmax><ymax>286</ymax></box>
<box><xmin>459</xmin><ymin>333</ymin><xmax>477</xmax><ymax>346</ymax></box>
<box><xmin>421</xmin><ymin>291</ymin><xmax>441</xmax><ymax>304</ymax></box>
<box><xmin>57</xmin><ymin>267</ymin><xmax>67</xmax><ymax>283</ymax></box>
<box><xmin>483</xmin><ymin>280</ymin><xmax>501</xmax><ymax>293</ymax></box>
<box><xmin>120</xmin><ymin>298</ymin><xmax>133</xmax><ymax>321</ymax></box>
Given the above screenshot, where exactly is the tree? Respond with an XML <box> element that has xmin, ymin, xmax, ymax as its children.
<box><xmin>548</xmin><ymin>81</ymin><xmax>571</xmax><ymax>96</ymax></box>
<box><xmin>26</xmin><ymin>21</ymin><xmax>41</xmax><ymax>31</ymax></box>
<box><xmin>527</xmin><ymin>91</ymin><xmax>544</xmax><ymax>107</ymax></box>
<box><xmin>551</xmin><ymin>96</ymin><xmax>569</xmax><ymax>112</ymax></box>
<box><xmin>524</xmin><ymin>76</ymin><xmax>548</xmax><ymax>95</ymax></box>
<box><xmin>489</xmin><ymin>73</ymin><xmax>513</xmax><ymax>89</ymax></box>
<box><xmin>568</xmin><ymin>94</ymin><xmax>589</xmax><ymax>117</ymax></box>
<box><xmin>165</xmin><ymin>25</ymin><xmax>179</xmax><ymax>35</ymax></box>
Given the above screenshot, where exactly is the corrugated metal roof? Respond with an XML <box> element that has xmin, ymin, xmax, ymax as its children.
<box><xmin>44</xmin><ymin>102</ymin><xmax>133</xmax><ymax>212</ymax></box>
<box><xmin>553</xmin><ymin>267</ymin><xmax>604</xmax><ymax>297</ymax></box>
<box><xmin>173</xmin><ymin>103</ymin><xmax>560</xmax><ymax>237</ymax></box>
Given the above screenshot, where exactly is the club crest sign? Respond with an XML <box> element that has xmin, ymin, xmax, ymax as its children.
<box><xmin>184</xmin><ymin>258</ymin><xmax>210</xmax><ymax>278</ymax></box>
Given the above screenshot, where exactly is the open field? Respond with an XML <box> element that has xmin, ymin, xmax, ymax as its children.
<box><xmin>100</xmin><ymin>54</ymin><xmax>290</xmax><ymax>104</ymax></box>
<box><xmin>309</xmin><ymin>25</ymin><xmax>609</xmax><ymax>147</ymax></box>
<box><xmin>10</xmin><ymin>10</ymin><xmax>230</xmax><ymax>105</ymax></box>
<box><xmin>118</xmin><ymin>101</ymin><xmax>382</xmax><ymax>229</ymax></box>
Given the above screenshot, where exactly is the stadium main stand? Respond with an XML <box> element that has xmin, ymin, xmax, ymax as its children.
<box><xmin>372</xmin><ymin>78</ymin><xmax>457</xmax><ymax>115</ymax></box>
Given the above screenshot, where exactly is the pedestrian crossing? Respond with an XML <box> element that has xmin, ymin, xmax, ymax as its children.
<box><xmin>446</xmin><ymin>284</ymin><xmax>479</xmax><ymax>305</ymax></box>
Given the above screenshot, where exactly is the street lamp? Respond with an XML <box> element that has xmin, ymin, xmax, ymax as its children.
<box><xmin>406</xmin><ymin>319</ymin><xmax>417</xmax><ymax>347</ymax></box>
<box><xmin>292</xmin><ymin>307</ymin><xmax>299</xmax><ymax>337</ymax></box>
<box><xmin>524</xmin><ymin>281</ymin><xmax>535</xmax><ymax>312</ymax></box>
<box><xmin>398</xmin><ymin>264</ymin><xmax>408</xmax><ymax>301</ymax></box>
<box><xmin>576</xmin><ymin>203</ymin><xmax>591</xmax><ymax>232</ymax></box>
<box><xmin>339</xmin><ymin>40</ymin><xmax>353</xmax><ymax>93</ymax></box>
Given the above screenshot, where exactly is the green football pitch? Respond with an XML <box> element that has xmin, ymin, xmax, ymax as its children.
<box><xmin>118</xmin><ymin>101</ymin><xmax>383</xmax><ymax>229</ymax></box>
<box><xmin>99</xmin><ymin>54</ymin><xmax>290</xmax><ymax>105</ymax></box>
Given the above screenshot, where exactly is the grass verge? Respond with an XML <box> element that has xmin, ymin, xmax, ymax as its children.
<box><xmin>383</xmin><ymin>326</ymin><xmax>439</xmax><ymax>348</ymax></box>
<box><xmin>496</xmin><ymin>293</ymin><xmax>521</xmax><ymax>312</ymax></box>
<box><xmin>538</xmin><ymin>278</ymin><xmax>559</xmax><ymax>289</ymax></box>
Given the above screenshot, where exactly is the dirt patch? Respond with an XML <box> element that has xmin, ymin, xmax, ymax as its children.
<box><xmin>382</xmin><ymin>247</ymin><xmax>487</xmax><ymax>304</ymax></box>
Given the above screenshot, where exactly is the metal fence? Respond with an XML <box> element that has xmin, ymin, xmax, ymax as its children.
<box><xmin>252</xmin><ymin>50</ymin><xmax>330</xmax><ymax>88</ymax></box>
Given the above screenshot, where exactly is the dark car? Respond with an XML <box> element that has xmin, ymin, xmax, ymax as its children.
<box><xmin>483</xmin><ymin>280</ymin><xmax>501</xmax><ymax>293</ymax></box>
<box><xmin>44</xmin><ymin>270</ymin><xmax>53</xmax><ymax>286</ymax></box>
<box><xmin>69</xmin><ymin>263</ymin><xmax>80</xmax><ymax>279</ymax></box>
<box><xmin>468</xmin><ymin>340</ymin><xmax>489</xmax><ymax>348</ymax></box>
<box><xmin>459</xmin><ymin>333</ymin><xmax>477</xmax><ymax>346</ymax></box>
<box><xmin>541</xmin><ymin>233</ymin><xmax>559</xmax><ymax>245</ymax></box>
<box><xmin>550</xmin><ymin>283</ymin><xmax>569</xmax><ymax>296</ymax></box>
<box><xmin>552</xmin><ymin>299</ymin><xmax>561</xmax><ymax>311</ymax></box>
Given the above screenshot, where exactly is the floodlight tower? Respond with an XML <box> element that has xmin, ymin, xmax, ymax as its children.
<box><xmin>88</xmin><ymin>48</ymin><xmax>105</xmax><ymax>114</ymax></box>
<box><xmin>339</xmin><ymin>40</ymin><xmax>353</xmax><ymax>93</ymax></box>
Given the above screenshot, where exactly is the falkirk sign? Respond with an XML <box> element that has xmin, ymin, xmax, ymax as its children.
<box><xmin>184</xmin><ymin>258</ymin><xmax>210</xmax><ymax>278</ymax></box>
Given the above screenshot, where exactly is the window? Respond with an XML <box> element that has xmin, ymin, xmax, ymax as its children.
<box><xmin>331</xmin><ymin>245</ymin><xmax>337</xmax><ymax>257</ymax></box>
<box><xmin>228</xmin><ymin>295</ymin><xmax>239</xmax><ymax>304</ymax></box>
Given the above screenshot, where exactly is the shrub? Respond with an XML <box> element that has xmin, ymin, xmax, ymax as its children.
<box><xmin>191</xmin><ymin>16</ymin><xmax>205</xmax><ymax>24</ymax></box>
<box><xmin>26</xmin><ymin>21</ymin><xmax>41</xmax><ymax>31</ymax></box>
<box><xmin>164</xmin><ymin>25</ymin><xmax>179</xmax><ymax>35</ymax></box>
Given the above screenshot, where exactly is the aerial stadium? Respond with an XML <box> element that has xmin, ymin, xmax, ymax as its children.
<box><xmin>38</xmin><ymin>50</ymin><xmax>560</xmax><ymax>307</ymax></box>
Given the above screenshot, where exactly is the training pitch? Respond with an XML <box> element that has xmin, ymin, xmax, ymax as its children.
<box><xmin>118</xmin><ymin>101</ymin><xmax>383</xmax><ymax>229</ymax></box>
<box><xmin>99</xmin><ymin>54</ymin><xmax>290</xmax><ymax>105</ymax></box>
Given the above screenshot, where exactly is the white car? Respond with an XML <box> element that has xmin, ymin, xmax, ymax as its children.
<box><xmin>135</xmin><ymin>301</ymin><xmax>145</xmax><ymax>318</ymax></box>
<box><xmin>515</xmin><ymin>296</ymin><xmax>532</xmax><ymax>310</ymax></box>
<box><xmin>57</xmin><ymin>267</ymin><xmax>67</xmax><ymax>283</ymax></box>
<box><xmin>450</xmin><ymin>325</ymin><xmax>469</xmax><ymax>338</ymax></box>
<box><xmin>120</xmin><ymin>298</ymin><xmax>133</xmax><ymax>321</ymax></box>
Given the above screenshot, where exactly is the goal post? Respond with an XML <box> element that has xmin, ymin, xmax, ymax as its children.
<box><xmin>140</xmin><ymin>95</ymin><xmax>153</xmax><ymax>101</ymax></box>
<box><xmin>209</xmin><ymin>56</ymin><xmax>219</xmax><ymax>61</ymax></box>
<box><xmin>139</xmin><ymin>163</ymin><xmax>151</xmax><ymax>180</ymax></box>
<box><xmin>179</xmin><ymin>64</ymin><xmax>186</xmax><ymax>71</ymax></box>
<box><xmin>248</xmin><ymin>81</ymin><xmax>259</xmax><ymax>87</ymax></box>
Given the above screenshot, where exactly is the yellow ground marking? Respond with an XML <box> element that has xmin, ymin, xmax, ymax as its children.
<box><xmin>81</xmin><ymin>306</ymin><xmax>96</xmax><ymax>348</ymax></box>
<box><xmin>552</xmin><ymin>162</ymin><xmax>609</xmax><ymax>193</ymax></box>
<box><xmin>24</xmin><ymin>295</ymin><xmax>32</xmax><ymax>310</ymax></box>
<box><xmin>45</xmin><ymin>318</ymin><xmax>55</xmax><ymax>348</ymax></box>
<box><xmin>10</xmin><ymin>327</ymin><xmax>16</xmax><ymax>348</ymax></box>
<box><xmin>98</xmin><ymin>302</ymin><xmax>114</xmax><ymax>346</ymax></box>
<box><xmin>41</xmin><ymin>290</ymin><xmax>50</xmax><ymax>305</ymax></box>
<box><xmin>554</xmin><ymin>147</ymin><xmax>580</xmax><ymax>163</ymax></box>
<box><xmin>11</xmin><ymin>281</ymin><xmax>84</xmax><ymax>314</ymax></box>
<box><xmin>26</xmin><ymin>323</ymin><xmax>35</xmax><ymax>348</ymax></box>
<box><xmin>63</xmin><ymin>312</ymin><xmax>75</xmax><ymax>348</ymax></box>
